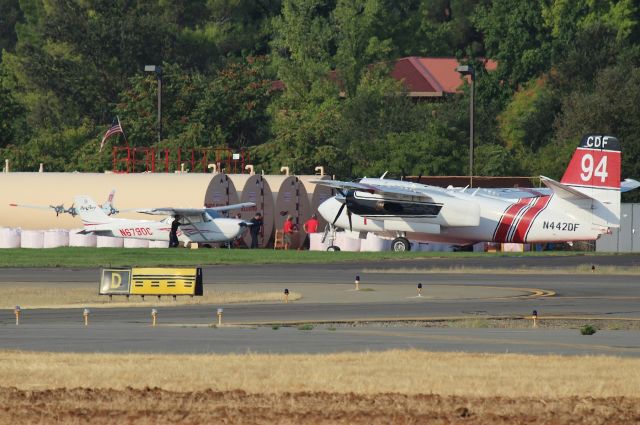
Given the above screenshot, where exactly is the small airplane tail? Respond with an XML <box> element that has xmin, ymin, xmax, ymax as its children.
<box><xmin>556</xmin><ymin>134</ymin><xmax>621</xmax><ymax>227</ymax></box>
<box><xmin>75</xmin><ymin>195</ymin><xmax>114</xmax><ymax>225</ymax></box>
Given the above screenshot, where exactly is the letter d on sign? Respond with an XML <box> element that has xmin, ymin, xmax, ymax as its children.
<box><xmin>110</xmin><ymin>273</ymin><xmax>122</xmax><ymax>289</ymax></box>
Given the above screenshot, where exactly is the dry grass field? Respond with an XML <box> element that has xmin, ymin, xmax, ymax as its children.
<box><xmin>1</xmin><ymin>350</ymin><xmax>639</xmax><ymax>423</ymax></box>
<box><xmin>0</xmin><ymin>284</ymin><xmax>301</xmax><ymax>309</ymax></box>
<box><xmin>2</xmin><ymin>387</ymin><xmax>638</xmax><ymax>424</ymax></box>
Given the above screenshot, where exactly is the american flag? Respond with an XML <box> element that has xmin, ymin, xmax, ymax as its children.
<box><xmin>99</xmin><ymin>117</ymin><xmax>125</xmax><ymax>152</ymax></box>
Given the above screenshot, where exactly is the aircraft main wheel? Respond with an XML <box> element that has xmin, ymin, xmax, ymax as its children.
<box><xmin>391</xmin><ymin>237</ymin><xmax>411</xmax><ymax>252</ymax></box>
<box><xmin>327</xmin><ymin>245</ymin><xmax>341</xmax><ymax>252</ymax></box>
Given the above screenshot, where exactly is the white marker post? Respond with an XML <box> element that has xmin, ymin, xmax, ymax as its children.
<box><xmin>83</xmin><ymin>308</ymin><xmax>90</xmax><ymax>326</ymax></box>
<box><xmin>14</xmin><ymin>306</ymin><xmax>20</xmax><ymax>326</ymax></box>
<box><xmin>217</xmin><ymin>308</ymin><xmax>224</xmax><ymax>326</ymax></box>
<box><xmin>355</xmin><ymin>275</ymin><xmax>360</xmax><ymax>291</ymax></box>
<box><xmin>417</xmin><ymin>283</ymin><xmax>422</xmax><ymax>297</ymax></box>
<box><xmin>532</xmin><ymin>310</ymin><xmax>538</xmax><ymax>328</ymax></box>
<box><xmin>151</xmin><ymin>308</ymin><xmax>158</xmax><ymax>327</ymax></box>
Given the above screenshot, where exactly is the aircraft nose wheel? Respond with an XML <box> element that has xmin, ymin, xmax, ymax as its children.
<box><xmin>327</xmin><ymin>245</ymin><xmax>341</xmax><ymax>252</ymax></box>
<box><xmin>391</xmin><ymin>237</ymin><xmax>411</xmax><ymax>252</ymax></box>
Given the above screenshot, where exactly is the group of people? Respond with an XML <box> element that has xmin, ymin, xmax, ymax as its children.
<box><xmin>170</xmin><ymin>212</ymin><xmax>320</xmax><ymax>250</ymax></box>
<box><xmin>252</xmin><ymin>212</ymin><xmax>319</xmax><ymax>250</ymax></box>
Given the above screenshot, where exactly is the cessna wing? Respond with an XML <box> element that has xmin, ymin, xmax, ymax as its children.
<box><xmin>137</xmin><ymin>202</ymin><xmax>255</xmax><ymax>216</ymax></box>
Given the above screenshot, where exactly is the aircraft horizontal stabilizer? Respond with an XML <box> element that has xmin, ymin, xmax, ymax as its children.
<box><xmin>622</xmin><ymin>178</ymin><xmax>640</xmax><ymax>193</ymax></box>
<box><xmin>540</xmin><ymin>176</ymin><xmax>592</xmax><ymax>200</ymax></box>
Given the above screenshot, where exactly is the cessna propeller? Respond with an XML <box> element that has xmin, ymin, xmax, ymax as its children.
<box><xmin>50</xmin><ymin>204</ymin><xmax>78</xmax><ymax>217</ymax></box>
<box><xmin>332</xmin><ymin>189</ymin><xmax>353</xmax><ymax>231</ymax></box>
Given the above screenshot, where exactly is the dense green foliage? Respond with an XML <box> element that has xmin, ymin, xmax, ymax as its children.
<box><xmin>1</xmin><ymin>0</ymin><xmax>639</xmax><ymax>189</ymax></box>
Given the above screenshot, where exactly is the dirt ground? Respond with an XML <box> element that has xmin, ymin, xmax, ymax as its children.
<box><xmin>1</xmin><ymin>387</ymin><xmax>639</xmax><ymax>425</ymax></box>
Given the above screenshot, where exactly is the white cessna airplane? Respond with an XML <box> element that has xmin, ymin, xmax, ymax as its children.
<box><xmin>316</xmin><ymin>134</ymin><xmax>633</xmax><ymax>251</ymax></box>
<box><xmin>75</xmin><ymin>195</ymin><xmax>254</xmax><ymax>246</ymax></box>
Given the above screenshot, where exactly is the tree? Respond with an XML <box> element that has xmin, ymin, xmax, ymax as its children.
<box><xmin>473</xmin><ymin>0</ymin><xmax>551</xmax><ymax>87</ymax></box>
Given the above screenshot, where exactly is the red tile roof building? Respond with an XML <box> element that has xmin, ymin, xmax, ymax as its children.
<box><xmin>391</xmin><ymin>57</ymin><xmax>497</xmax><ymax>97</ymax></box>
<box><xmin>272</xmin><ymin>57</ymin><xmax>497</xmax><ymax>97</ymax></box>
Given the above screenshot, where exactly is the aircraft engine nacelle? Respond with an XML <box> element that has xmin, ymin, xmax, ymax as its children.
<box><xmin>436</xmin><ymin>197</ymin><xmax>480</xmax><ymax>227</ymax></box>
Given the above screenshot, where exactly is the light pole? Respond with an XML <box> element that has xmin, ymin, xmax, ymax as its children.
<box><xmin>456</xmin><ymin>64</ymin><xmax>475</xmax><ymax>188</ymax></box>
<box><xmin>144</xmin><ymin>65</ymin><xmax>162</xmax><ymax>143</ymax></box>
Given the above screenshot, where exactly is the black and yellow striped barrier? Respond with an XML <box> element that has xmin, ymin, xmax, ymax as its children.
<box><xmin>100</xmin><ymin>267</ymin><xmax>203</xmax><ymax>298</ymax></box>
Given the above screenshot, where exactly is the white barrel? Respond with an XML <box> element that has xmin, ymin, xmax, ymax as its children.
<box><xmin>229</xmin><ymin>174</ymin><xmax>275</xmax><ymax>248</ymax></box>
<box><xmin>361</xmin><ymin>233</ymin><xmax>387</xmax><ymax>252</ymax></box>
<box><xmin>310</xmin><ymin>232</ymin><xmax>330</xmax><ymax>251</ymax></box>
<box><xmin>264</xmin><ymin>175</ymin><xmax>312</xmax><ymax>249</ymax></box>
<box><xmin>21</xmin><ymin>230</ymin><xmax>44</xmax><ymax>248</ymax></box>
<box><xmin>124</xmin><ymin>238</ymin><xmax>150</xmax><ymax>248</ymax></box>
<box><xmin>69</xmin><ymin>228</ymin><xmax>97</xmax><ymax>247</ymax></box>
<box><xmin>97</xmin><ymin>236</ymin><xmax>124</xmax><ymax>248</ymax></box>
<box><xmin>43</xmin><ymin>229</ymin><xmax>69</xmax><ymax>248</ymax></box>
<box><xmin>149</xmin><ymin>240</ymin><xmax>170</xmax><ymax>248</ymax></box>
<box><xmin>0</xmin><ymin>227</ymin><xmax>21</xmax><ymax>248</ymax></box>
<box><xmin>336</xmin><ymin>232</ymin><xmax>361</xmax><ymax>252</ymax></box>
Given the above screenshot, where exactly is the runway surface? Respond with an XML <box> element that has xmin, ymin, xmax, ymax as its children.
<box><xmin>1</xmin><ymin>254</ymin><xmax>639</xmax><ymax>356</ymax></box>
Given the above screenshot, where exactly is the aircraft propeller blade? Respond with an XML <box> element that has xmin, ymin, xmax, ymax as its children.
<box><xmin>66</xmin><ymin>204</ymin><xmax>77</xmax><ymax>217</ymax></box>
<box><xmin>332</xmin><ymin>202</ymin><xmax>346</xmax><ymax>226</ymax></box>
<box><xmin>347</xmin><ymin>209</ymin><xmax>352</xmax><ymax>232</ymax></box>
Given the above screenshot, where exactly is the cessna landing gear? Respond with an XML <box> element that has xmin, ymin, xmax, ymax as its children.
<box><xmin>327</xmin><ymin>245</ymin><xmax>341</xmax><ymax>252</ymax></box>
<box><xmin>391</xmin><ymin>237</ymin><xmax>411</xmax><ymax>252</ymax></box>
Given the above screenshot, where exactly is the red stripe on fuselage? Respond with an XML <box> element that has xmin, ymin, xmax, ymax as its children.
<box><xmin>511</xmin><ymin>195</ymin><xmax>551</xmax><ymax>243</ymax></box>
<box><xmin>493</xmin><ymin>198</ymin><xmax>531</xmax><ymax>242</ymax></box>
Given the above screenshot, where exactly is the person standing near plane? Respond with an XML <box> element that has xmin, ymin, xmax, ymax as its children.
<box><xmin>169</xmin><ymin>215</ymin><xmax>181</xmax><ymax>248</ymax></box>
<box><xmin>249</xmin><ymin>212</ymin><xmax>263</xmax><ymax>249</ymax></box>
<box><xmin>283</xmin><ymin>215</ymin><xmax>297</xmax><ymax>250</ymax></box>
<box><xmin>302</xmin><ymin>214</ymin><xmax>319</xmax><ymax>250</ymax></box>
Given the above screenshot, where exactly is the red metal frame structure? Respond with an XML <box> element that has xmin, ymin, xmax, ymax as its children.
<box><xmin>112</xmin><ymin>146</ymin><xmax>249</xmax><ymax>174</ymax></box>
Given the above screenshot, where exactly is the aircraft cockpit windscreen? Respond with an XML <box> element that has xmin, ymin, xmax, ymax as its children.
<box><xmin>180</xmin><ymin>214</ymin><xmax>203</xmax><ymax>224</ymax></box>
<box><xmin>204</xmin><ymin>209</ymin><xmax>222</xmax><ymax>219</ymax></box>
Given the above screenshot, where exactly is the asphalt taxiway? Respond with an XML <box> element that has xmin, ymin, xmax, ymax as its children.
<box><xmin>1</xmin><ymin>254</ymin><xmax>639</xmax><ymax>356</ymax></box>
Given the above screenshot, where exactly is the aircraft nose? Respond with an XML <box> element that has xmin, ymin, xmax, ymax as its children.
<box><xmin>318</xmin><ymin>197</ymin><xmax>342</xmax><ymax>223</ymax></box>
<box><xmin>227</xmin><ymin>219</ymin><xmax>248</xmax><ymax>237</ymax></box>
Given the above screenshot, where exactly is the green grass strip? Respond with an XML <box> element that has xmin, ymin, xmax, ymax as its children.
<box><xmin>0</xmin><ymin>247</ymin><xmax>609</xmax><ymax>268</ymax></box>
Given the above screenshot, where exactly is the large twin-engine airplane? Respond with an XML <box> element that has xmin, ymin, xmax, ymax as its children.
<box><xmin>316</xmin><ymin>134</ymin><xmax>634</xmax><ymax>251</ymax></box>
<box><xmin>75</xmin><ymin>195</ymin><xmax>254</xmax><ymax>246</ymax></box>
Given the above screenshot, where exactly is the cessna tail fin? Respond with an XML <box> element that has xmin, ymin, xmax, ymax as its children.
<box><xmin>75</xmin><ymin>195</ymin><xmax>113</xmax><ymax>225</ymax></box>
<box><xmin>559</xmin><ymin>134</ymin><xmax>621</xmax><ymax>227</ymax></box>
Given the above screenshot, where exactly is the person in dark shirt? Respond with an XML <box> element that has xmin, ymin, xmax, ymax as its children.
<box><xmin>249</xmin><ymin>212</ymin><xmax>263</xmax><ymax>249</ymax></box>
<box><xmin>169</xmin><ymin>215</ymin><xmax>181</xmax><ymax>248</ymax></box>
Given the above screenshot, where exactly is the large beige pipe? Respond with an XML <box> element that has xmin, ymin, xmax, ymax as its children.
<box><xmin>263</xmin><ymin>175</ymin><xmax>311</xmax><ymax>249</ymax></box>
<box><xmin>298</xmin><ymin>174</ymin><xmax>332</xmax><ymax>230</ymax></box>
<box><xmin>204</xmin><ymin>173</ymin><xmax>239</xmax><ymax>208</ymax></box>
<box><xmin>0</xmin><ymin>172</ymin><xmax>216</xmax><ymax>229</ymax></box>
<box><xmin>228</xmin><ymin>174</ymin><xmax>275</xmax><ymax>248</ymax></box>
